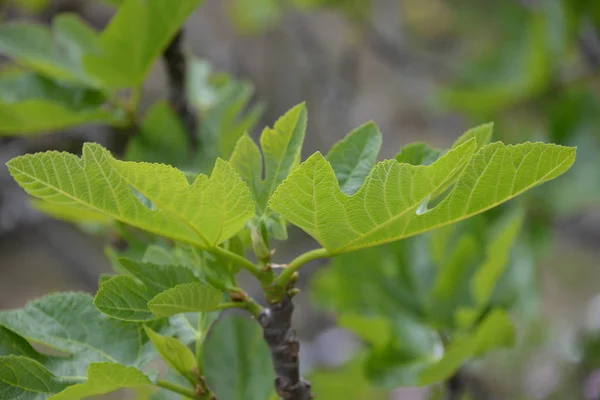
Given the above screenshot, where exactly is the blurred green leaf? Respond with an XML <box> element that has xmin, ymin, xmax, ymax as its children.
<box><xmin>125</xmin><ymin>101</ymin><xmax>191</xmax><ymax>166</ymax></box>
<box><xmin>84</xmin><ymin>0</ymin><xmax>204</xmax><ymax>88</ymax></box>
<box><xmin>0</xmin><ymin>14</ymin><xmax>101</xmax><ymax>85</ymax></box>
<box><xmin>0</xmin><ymin>71</ymin><xmax>121</xmax><ymax>135</ymax></box>
<box><xmin>310</xmin><ymin>356</ymin><xmax>387</xmax><ymax>400</ymax></box>
<box><xmin>191</xmin><ymin>57</ymin><xmax>265</xmax><ymax>173</ymax></box>
<box><xmin>364</xmin><ymin>317</ymin><xmax>442</xmax><ymax>388</ymax></box>
<box><xmin>204</xmin><ymin>314</ymin><xmax>274</xmax><ymax>400</ymax></box>
<box><xmin>227</xmin><ymin>0</ymin><xmax>282</xmax><ymax>34</ymax></box>
<box><xmin>420</xmin><ymin>309</ymin><xmax>515</xmax><ymax>385</ymax></box>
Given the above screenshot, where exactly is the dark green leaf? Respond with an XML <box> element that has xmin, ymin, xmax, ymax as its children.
<box><xmin>125</xmin><ymin>101</ymin><xmax>191</xmax><ymax>165</ymax></box>
<box><xmin>204</xmin><ymin>314</ymin><xmax>274</xmax><ymax>400</ymax></box>
<box><xmin>326</xmin><ymin>122</ymin><xmax>382</xmax><ymax>195</ymax></box>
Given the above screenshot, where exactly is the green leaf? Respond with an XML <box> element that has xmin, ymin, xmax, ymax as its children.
<box><xmin>339</xmin><ymin>314</ymin><xmax>392</xmax><ymax>348</ymax></box>
<box><xmin>95</xmin><ymin>276</ymin><xmax>158</xmax><ymax>321</ymax></box>
<box><xmin>326</xmin><ymin>122</ymin><xmax>382</xmax><ymax>195</ymax></box>
<box><xmin>451</xmin><ymin>123</ymin><xmax>494</xmax><ymax>151</ymax></box>
<box><xmin>227</xmin><ymin>0</ymin><xmax>282</xmax><ymax>34</ymax></box>
<box><xmin>204</xmin><ymin>314</ymin><xmax>274</xmax><ymax>400</ymax></box>
<box><xmin>31</xmin><ymin>199</ymin><xmax>112</xmax><ymax>225</ymax></box>
<box><xmin>189</xmin><ymin>57</ymin><xmax>265</xmax><ymax>172</ymax></box>
<box><xmin>364</xmin><ymin>316</ymin><xmax>442</xmax><ymax>388</ymax></box>
<box><xmin>94</xmin><ymin>259</ymin><xmax>202</xmax><ymax>321</ymax></box>
<box><xmin>230</xmin><ymin>133</ymin><xmax>262</xmax><ymax>199</ymax></box>
<box><xmin>7</xmin><ymin>143</ymin><xmax>254</xmax><ymax>248</ymax></box>
<box><xmin>125</xmin><ymin>101</ymin><xmax>191</xmax><ymax>166</ymax></box>
<box><xmin>428</xmin><ymin>234</ymin><xmax>480</xmax><ymax>326</ymax></box>
<box><xmin>259</xmin><ymin>103</ymin><xmax>307</xmax><ymax>207</ymax></box>
<box><xmin>84</xmin><ymin>0</ymin><xmax>204</xmax><ymax>88</ymax></box>
<box><xmin>0</xmin><ymin>14</ymin><xmax>101</xmax><ymax>85</ymax></box>
<box><xmin>0</xmin><ymin>292</ymin><xmax>158</xmax><ymax>376</ymax></box>
<box><xmin>148</xmin><ymin>283</ymin><xmax>223</xmax><ymax>318</ymax></box>
<box><xmin>0</xmin><ymin>71</ymin><xmax>121</xmax><ymax>135</ymax></box>
<box><xmin>49</xmin><ymin>363</ymin><xmax>151</xmax><ymax>400</ymax></box>
<box><xmin>270</xmin><ymin>139</ymin><xmax>575</xmax><ymax>253</ymax></box>
<box><xmin>395</xmin><ymin>142</ymin><xmax>442</xmax><ymax>166</ymax></box>
<box><xmin>419</xmin><ymin>309</ymin><xmax>515</xmax><ymax>385</ymax></box>
<box><xmin>309</xmin><ymin>356</ymin><xmax>387</xmax><ymax>400</ymax></box>
<box><xmin>457</xmin><ymin>210</ymin><xmax>524</xmax><ymax>327</ymax></box>
<box><xmin>144</xmin><ymin>327</ymin><xmax>198</xmax><ymax>384</ymax></box>
<box><xmin>0</xmin><ymin>355</ymin><xmax>72</xmax><ymax>399</ymax></box>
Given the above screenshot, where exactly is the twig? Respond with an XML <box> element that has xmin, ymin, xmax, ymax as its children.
<box><xmin>446</xmin><ymin>370</ymin><xmax>466</xmax><ymax>400</ymax></box>
<box><xmin>163</xmin><ymin>29</ymin><xmax>198</xmax><ymax>149</ymax></box>
<box><xmin>258</xmin><ymin>295</ymin><xmax>312</xmax><ymax>400</ymax></box>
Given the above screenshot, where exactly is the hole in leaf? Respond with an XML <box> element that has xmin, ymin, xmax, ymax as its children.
<box><xmin>129</xmin><ymin>186</ymin><xmax>156</xmax><ymax>211</ymax></box>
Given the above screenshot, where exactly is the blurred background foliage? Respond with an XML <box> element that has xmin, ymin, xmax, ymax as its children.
<box><xmin>1</xmin><ymin>0</ymin><xmax>600</xmax><ymax>399</ymax></box>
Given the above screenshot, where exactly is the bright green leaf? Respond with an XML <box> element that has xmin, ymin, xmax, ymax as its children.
<box><xmin>7</xmin><ymin>143</ymin><xmax>254</xmax><ymax>248</ymax></box>
<box><xmin>204</xmin><ymin>314</ymin><xmax>274</xmax><ymax>400</ymax></box>
<box><xmin>31</xmin><ymin>199</ymin><xmax>112</xmax><ymax>225</ymax></box>
<box><xmin>326</xmin><ymin>122</ymin><xmax>382</xmax><ymax>195</ymax></box>
<box><xmin>144</xmin><ymin>327</ymin><xmax>198</xmax><ymax>384</ymax></box>
<box><xmin>84</xmin><ymin>0</ymin><xmax>204</xmax><ymax>88</ymax></box>
<box><xmin>148</xmin><ymin>283</ymin><xmax>223</xmax><ymax>318</ymax></box>
<box><xmin>451</xmin><ymin>123</ymin><xmax>494</xmax><ymax>151</ymax></box>
<box><xmin>259</xmin><ymin>103</ymin><xmax>307</xmax><ymax>207</ymax></box>
<box><xmin>49</xmin><ymin>363</ymin><xmax>151</xmax><ymax>400</ymax></box>
<box><xmin>270</xmin><ymin>139</ymin><xmax>575</xmax><ymax>253</ymax></box>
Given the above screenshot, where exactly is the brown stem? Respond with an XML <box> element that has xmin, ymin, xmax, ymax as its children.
<box><xmin>258</xmin><ymin>296</ymin><xmax>312</xmax><ymax>400</ymax></box>
<box><xmin>163</xmin><ymin>29</ymin><xmax>198</xmax><ymax>149</ymax></box>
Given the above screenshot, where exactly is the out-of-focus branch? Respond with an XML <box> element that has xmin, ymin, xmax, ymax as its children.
<box><xmin>579</xmin><ymin>20</ymin><xmax>600</xmax><ymax>72</ymax></box>
<box><xmin>163</xmin><ymin>29</ymin><xmax>198</xmax><ymax>149</ymax></box>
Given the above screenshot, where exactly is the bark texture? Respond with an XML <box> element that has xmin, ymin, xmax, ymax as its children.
<box><xmin>258</xmin><ymin>296</ymin><xmax>313</xmax><ymax>400</ymax></box>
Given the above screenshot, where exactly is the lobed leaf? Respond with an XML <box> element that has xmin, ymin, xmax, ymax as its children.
<box><xmin>7</xmin><ymin>143</ymin><xmax>254</xmax><ymax>248</ymax></box>
<box><xmin>270</xmin><ymin>138</ymin><xmax>575</xmax><ymax>253</ymax></box>
<box><xmin>230</xmin><ymin>103</ymin><xmax>307</xmax><ymax>210</ymax></box>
